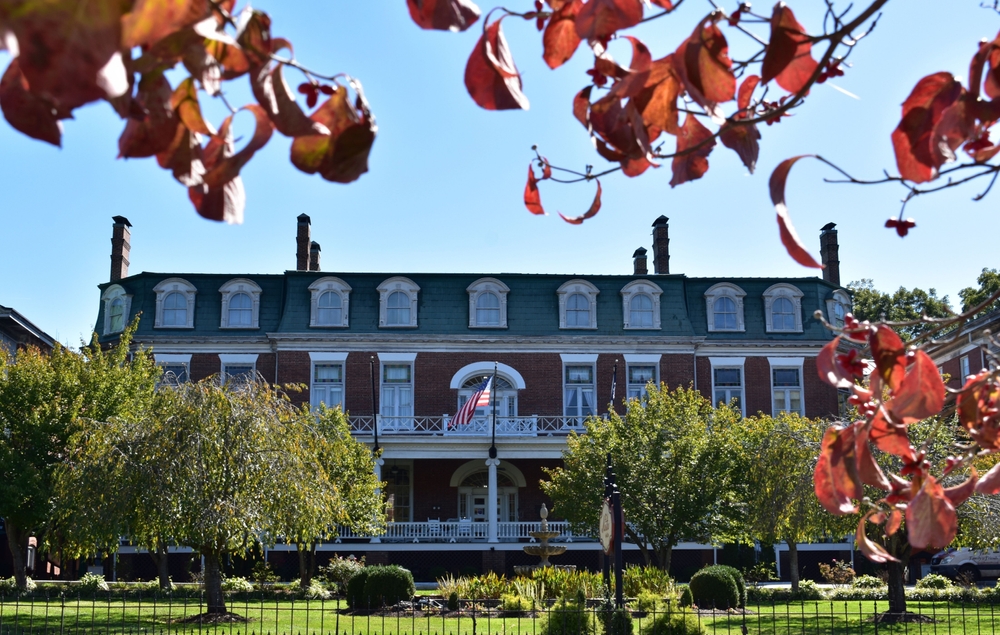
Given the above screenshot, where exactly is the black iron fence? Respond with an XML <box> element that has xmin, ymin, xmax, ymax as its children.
<box><xmin>2</xmin><ymin>592</ymin><xmax>1000</xmax><ymax>634</ymax></box>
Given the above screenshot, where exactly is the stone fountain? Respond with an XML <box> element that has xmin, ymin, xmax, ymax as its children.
<box><xmin>514</xmin><ymin>504</ymin><xmax>574</xmax><ymax>575</ymax></box>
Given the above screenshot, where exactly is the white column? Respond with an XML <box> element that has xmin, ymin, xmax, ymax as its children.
<box><xmin>486</xmin><ymin>457</ymin><xmax>500</xmax><ymax>543</ymax></box>
<box><xmin>371</xmin><ymin>457</ymin><xmax>385</xmax><ymax>543</ymax></box>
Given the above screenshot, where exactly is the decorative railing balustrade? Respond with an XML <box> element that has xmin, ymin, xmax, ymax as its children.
<box><xmin>347</xmin><ymin>416</ymin><xmax>589</xmax><ymax>436</ymax></box>
<box><xmin>333</xmin><ymin>521</ymin><xmax>584</xmax><ymax>543</ymax></box>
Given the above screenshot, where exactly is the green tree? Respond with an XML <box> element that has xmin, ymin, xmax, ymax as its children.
<box><xmin>847</xmin><ymin>280</ymin><xmax>953</xmax><ymax>341</ymax></box>
<box><xmin>735</xmin><ymin>413</ymin><xmax>855</xmax><ymax>591</ymax></box>
<box><xmin>542</xmin><ymin>385</ymin><xmax>741</xmax><ymax>571</ymax></box>
<box><xmin>0</xmin><ymin>322</ymin><xmax>158</xmax><ymax>589</ymax></box>
<box><xmin>57</xmin><ymin>378</ymin><xmax>384</xmax><ymax>614</ymax></box>
<box><xmin>959</xmin><ymin>268</ymin><xmax>1000</xmax><ymax>316</ymax></box>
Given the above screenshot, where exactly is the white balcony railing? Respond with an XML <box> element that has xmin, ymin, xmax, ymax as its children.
<box><xmin>334</xmin><ymin>520</ymin><xmax>588</xmax><ymax>543</ymax></box>
<box><xmin>348</xmin><ymin>416</ymin><xmax>589</xmax><ymax>437</ymax></box>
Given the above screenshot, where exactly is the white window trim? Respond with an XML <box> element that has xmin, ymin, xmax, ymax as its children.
<box><xmin>101</xmin><ymin>284</ymin><xmax>132</xmax><ymax>335</ymax></box>
<box><xmin>560</xmin><ymin>353</ymin><xmax>599</xmax><ymax>364</ymax></box>
<box><xmin>826</xmin><ymin>290</ymin><xmax>851</xmax><ymax>326</ymax></box>
<box><xmin>309</xmin><ymin>276</ymin><xmax>352</xmax><ymax>328</ymax></box>
<box><xmin>625</xmin><ymin>355</ymin><xmax>660</xmax><ymax>399</ymax></box>
<box><xmin>763</xmin><ymin>283</ymin><xmax>804</xmax><ymax>333</ymax></box>
<box><xmin>557</xmin><ymin>279</ymin><xmax>600</xmax><ymax>330</ymax></box>
<box><xmin>709</xmin><ymin>357</ymin><xmax>746</xmax><ymax>416</ymax></box>
<box><xmin>561</xmin><ymin>354</ymin><xmax>598</xmax><ymax>419</ymax></box>
<box><xmin>155</xmin><ymin>353</ymin><xmax>191</xmax><ymax>383</ymax></box>
<box><xmin>467</xmin><ymin>277</ymin><xmax>510</xmax><ymax>329</ymax></box>
<box><xmin>153</xmin><ymin>277</ymin><xmax>197</xmax><ymax>329</ymax></box>
<box><xmin>309</xmin><ymin>352</ymin><xmax>349</xmax><ymax>363</ymax></box>
<box><xmin>377</xmin><ymin>277</ymin><xmax>420</xmax><ymax>328</ymax></box>
<box><xmin>449</xmin><ymin>362</ymin><xmax>526</xmax><ymax>389</ymax></box>
<box><xmin>219</xmin><ymin>353</ymin><xmax>259</xmax><ymax>380</ymax></box>
<box><xmin>705</xmin><ymin>283</ymin><xmax>746</xmax><ymax>332</ymax></box>
<box><xmin>620</xmin><ymin>280</ymin><xmax>662</xmax><ymax>330</ymax></box>
<box><xmin>379</xmin><ymin>355</ymin><xmax>415</xmax><ymax>420</ymax></box>
<box><xmin>219</xmin><ymin>278</ymin><xmax>262</xmax><ymax>329</ymax></box>
<box><xmin>310</xmin><ymin>352</ymin><xmax>347</xmax><ymax>410</ymax></box>
<box><xmin>768</xmin><ymin>357</ymin><xmax>805</xmax><ymax>416</ymax></box>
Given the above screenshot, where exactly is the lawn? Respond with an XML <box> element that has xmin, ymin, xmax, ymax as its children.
<box><xmin>1</xmin><ymin>596</ymin><xmax>999</xmax><ymax>634</ymax></box>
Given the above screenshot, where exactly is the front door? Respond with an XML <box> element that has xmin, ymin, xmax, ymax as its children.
<box><xmin>459</xmin><ymin>487</ymin><xmax>518</xmax><ymax>521</ymax></box>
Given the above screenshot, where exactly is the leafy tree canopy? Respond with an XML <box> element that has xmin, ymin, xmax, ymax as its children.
<box><xmin>847</xmin><ymin>279</ymin><xmax>953</xmax><ymax>341</ymax></box>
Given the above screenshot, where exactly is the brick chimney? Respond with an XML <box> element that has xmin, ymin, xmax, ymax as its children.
<box><xmin>652</xmin><ymin>216</ymin><xmax>669</xmax><ymax>274</ymax></box>
<box><xmin>110</xmin><ymin>216</ymin><xmax>131</xmax><ymax>282</ymax></box>
<box><xmin>296</xmin><ymin>214</ymin><xmax>311</xmax><ymax>271</ymax></box>
<box><xmin>309</xmin><ymin>241</ymin><xmax>321</xmax><ymax>271</ymax></box>
<box><xmin>820</xmin><ymin>222</ymin><xmax>840</xmax><ymax>286</ymax></box>
<box><xmin>632</xmin><ymin>247</ymin><xmax>648</xmax><ymax>275</ymax></box>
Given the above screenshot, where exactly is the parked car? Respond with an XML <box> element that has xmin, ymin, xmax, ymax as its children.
<box><xmin>930</xmin><ymin>548</ymin><xmax>1000</xmax><ymax>581</ymax></box>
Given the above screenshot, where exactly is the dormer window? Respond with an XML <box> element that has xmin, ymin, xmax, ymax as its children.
<box><xmin>153</xmin><ymin>278</ymin><xmax>197</xmax><ymax>329</ymax></box>
<box><xmin>309</xmin><ymin>277</ymin><xmax>351</xmax><ymax>328</ymax></box>
<box><xmin>467</xmin><ymin>277</ymin><xmax>510</xmax><ymax>328</ymax></box>
<box><xmin>704</xmin><ymin>283</ymin><xmax>746</xmax><ymax>332</ymax></box>
<box><xmin>620</xmin><ymin>280</ymin><xmax>662</xmax><ymax>330</ymax></box>
<box><xmin>377</xmin><ymin>277</ymin><xmax>420</xmax><ymax>328</ymax></box>
<box><xmin>557</xmin><ymin>279</ymin><xmax>599</xmax><ymax>330</ymax></box>
<box><xmin>101</xmin><ymin>284</ymin><xmax>132</xmax><ymax>335</ymax></box>
<box><xmin>826</xmin><ymin>289</ymin><xmax>851</xmax><ymax>328</ymax></box>
<box><xmin>219</xmin><ymin>278</ymin><xmax>262</xmax><ymax>329</ymax></box>
<box><xmin>763</xmin><ymin>283</ymin><xmax>804</xmax><ymax>333</ymax></box>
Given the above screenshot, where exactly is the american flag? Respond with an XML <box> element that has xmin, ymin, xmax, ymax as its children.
<box><xmin>451</xmin><ymin>376</ymin><xmax>492</xmax><ymax>427</ymax></box>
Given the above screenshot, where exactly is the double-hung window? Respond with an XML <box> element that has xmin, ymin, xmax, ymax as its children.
<box><xmin>960</xmin><ymin>355</ymin><xmax>971</xmax><ymax>379</ymax></box>
<box><xmin>771</xmin><ymin>297</ymin><xmax>796</xmax><ymax>331</ymax></box>
<box><xmin>311</xmin><ymin>363</ymin><xmax>344</xmax><ymax>409</ymax></box>
<box><xmin>627</xmin><ymin>365</ymin><xmax>656</xmax><ymax>400</ymax></box>
<box><xmin>772</xmin><ymin>368</ymin><xmax>803</xmax><ymax>415</ymax></box>
<box><xmin>227</xmin><ymin>292</ymin><xmax>253</xmax><ymax>327</ymax></box>
<box><xmin>629</xmin><ymin>295</ymin><xmax>654</xmax><ymax>328</ymax></box>
<box><xmin>155</xmin><ymin>354</ymin><xmax>191</xmax><ymax>387</ymax></box>
<box><xmin>713</xmin><ymin>367</ymin><xmax>743</xmax><ymax>412</ymax></box>
<box><xmin>565</xmin><ymin>294</ymin><xmax>590</xmax><ymax>327</ymax></box>
<box><xmin>564</xmin><ymin>365</ymin><xmax>596</xmax><ymax>424</ymax></box>
<box><xmin>713</xmin><ymin>297</ymin><xmax>737</xmax><ymax>330</ymax></box>
<box><xmin>476</xmin><ymin>292</ymin><xmax>501</xmax><ymax>326</ymax></box>
<box><xmin>381</xmin><ymin>364</ymin><xmax>413</xmax><ymax>426</ymax></box>
<box><xmin>162</xmin><ymin>292</ymin><xmax>188</xmax><ymax>326</ymax></box>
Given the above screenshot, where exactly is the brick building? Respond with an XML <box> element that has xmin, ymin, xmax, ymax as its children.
<box><xmin>95</xmin><ymin>215</ymin><xmax>852</xmax><ymax>580</ymax></box>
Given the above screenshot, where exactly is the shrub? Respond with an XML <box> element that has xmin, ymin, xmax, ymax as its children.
<box><xmin>818</xmin><ymin>559</ymin><xmax>856</xmax><ymax>585</ymax></box>
<box><xmin>363</xmin><ymin>565</ymin><xmax>415</xmax><ymax>608</ymax></box>
<box><xmin>640</xmin><ymin>608</ymin><xmax>705</xmax><ymax>635</ymax></box>
<box><xmin>852</xmin><ymin>575</ymin><xmax>886</xmax><ymax>589</ymax></box>
<box><xmin>0</xmin><ymin>577</ymin><xmax>35</xmax><ymax>596</ymax></box>
<box><xmin>252</xmin><ymin>561</ymin><xmax>279</xmax><ymax>585</ymax></box>
<box><xmin>321</xmin><ymin>555</ymin><xmax>364</xmax><ymax>594</ymax></box>
<box><xmin>632</xmin><ymin>590</ymin><xmax>663</xmax><ymax>613</ymax></box>
<box><xmin>796</xmin><ymin>580</ymin><xmax>822</xmax><ymax>600</ymax></box>
<box><xmin>303</xmin><ymin>579</ymin><xmax>331</xmax><ymax>600</ymax></box>
<box><xmin>530</xmin><ymin>567</ymin><xmax>604</xmax><ymax>600</ymax></box>
<box><xmin>743</xmin><ymin>562</ymin><xmax>777</xmax><ymax>585</ymax></box>
<box><xmin>78</xmin><ymin>572</ymin><xmax>110</xmax><ymax>594</ymax></box>
<box><xmin>702</xmin><ymin>565</ymin><xmax>745</xmax><ymax>607</ymax></box>
<box><xmin>346</xmin><ymin>569</ymin><xmax>370</xmax><ymax>609</ymax></box>
<box><xmin>448</xmin><ymin>591</ymin><xmax>460</xmax><ymax>611</ymax></box>
<box><xmin>221</xmin><ymin>576</ymin><xmax>253</xmax><ymax>594</ymax></box>
<box><xmin>624</xmin><ymin>566</ymin><xmax>675</xmax><ymax>597</ymax></box>
<box><xmin>688</xmin><ymin>568</ymin><xmax>738</xmax><ymax>610</ymax></box>
<box><xmin>678</xmin><ymin>586</ymin><xmax>693</xmax><ymax>608</ymax></box>
<box><xmin>915</xmin><ymin>573</ymin><xmax>953</xmax><ymax>590</ymax></box>
<box><xmin>540</xmin><ymin>598</ymin><xmax>599</xmax><ymax>635</ymax></box>
<box><xmin>500</xmin><ymin>593</ymin><xmax>534</xmax><ymax>614</ymax></box>
<box><xmin>603</xmin><ymin>606</ymin><xmax>634</xmax><ymax>635</ymax></box>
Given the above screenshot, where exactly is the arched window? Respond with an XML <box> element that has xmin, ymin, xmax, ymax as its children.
<box><xmin>457</xmin><ymin>376</ymin><xmax>517</xmax><ymax>421</ymax></box>
<box><xmin>713</xmin><ymin>297</ymin><xmax>737</xmax><ymax>330</ymax></box>
<box><xmin>566</xmin><ymin>294</ymin><xmax>589</xmax><ymax>327</ymax></box>
<box><xmin>476</xmin><ymin>292</ymin><xmax>501</xmax><ymax>326</ymax></box>
<box><xmin>109</xmin><ymin>298</ymin><xmax>124</xmax><ymax>333</ymax></box>
<box><xmin>386</xmin><ymin>291</ymin><xmax>410</xmax><ymax>325</ymax></box>
<box><xmin>629</xmin><ymin>294</ymin><xmax>654</xmax><ymax>328</ymax></box>
<box><xmin>317</xmin><ymin>291</ymin><xmax>342</xmax><ymax>325</ymax></box>
<box><xmin>163</xmin><ymin>292</ymin><xmax>188</xmax><ymax>326</ymax></box>
<box><xmin>834</xmin><ymin>302</ymin><xmax>846</xmax><ymax>327</ymax></box>
<box><xmin>228</xmin><ymin>292</ymin><xmax>252</xmax><ymax>327</ymax></box>
<box><xmin>772</xmin><ymin>297</ymin><xmax>795</xmax><ymax>331</ymax></box>
<box><xmin>101</xmin><ymin>284</ymin><xmax>130</xmax><ymax>335</ymax></box>
<box><xmin>826</xmin><ymin>289</ymin><xmax>851</xmax><ymax>329</ymax></box>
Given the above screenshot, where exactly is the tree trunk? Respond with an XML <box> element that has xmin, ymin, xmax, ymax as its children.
<box><xmin>5</xmin><ymin>518</ymin><xmax>29</xmax><ymax>589</ymax></box>
<box><xmin>656</xmin><ymin>544</ymin><xmax>673</xmax><ymax>573</ymax></box>
<box><xmin>148</xmin><ymin>542</ymin><xmax>171</xmax><ymax>590</ymax></box>
<box><xmin>203</xmin><ymin>552</ymin><xmax>227</xmax><ymax>615</ymax></box>
<box><xmin>786</xmin><ymin>539</ymin><xmax>799</xmax><ymax>592</ymax></box>
<box><xmin>298</xmin><ymin>543</ymin><xmax>317</xmax><ymax>589</ymax></box>
<box><xmin>887</xmin><ymin>558</ymin><xmax>907</xmax><ymax>614</ymax></box>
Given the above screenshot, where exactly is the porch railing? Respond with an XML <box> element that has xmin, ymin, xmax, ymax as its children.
<box><xmin>334</xmin><ymin>520</ymin><xmax>586</xmax><ymax>543</ymax></box>
<box><xmin>347</xmin><ymin>416</ymin><xmax>589</xmax><ymax>436</ymax></box>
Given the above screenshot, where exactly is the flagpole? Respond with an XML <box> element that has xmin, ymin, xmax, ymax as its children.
<box><xmin>489</xmin><ymin>361</ymin><xmax>498</xmax><ymax>459</ymax></box>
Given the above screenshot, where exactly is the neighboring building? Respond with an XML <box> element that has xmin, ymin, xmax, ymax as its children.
<box><xmin>929</xmin><ymin>308</ymin><xmax>1000</xmax><ymax>389</ymax></box>
<box><xmin>0</xmin><ymin>304</ymin><xmax>55</xmax><ymax>355</ymax></box>
<box><xmin>96</xmin><ymin>215</ymin><xmax>852</xmax><ymax>580</ymax></box>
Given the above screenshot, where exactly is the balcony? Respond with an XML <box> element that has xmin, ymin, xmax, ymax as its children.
<box><xmin>334</xmin><ymin>520</ymin><xmax>589</xmax><ymax>543</ymax></box>
<box><xmin>347</xmin><ymin>416</ymin><xmax>590</xmax><ymax>437</ymax></box>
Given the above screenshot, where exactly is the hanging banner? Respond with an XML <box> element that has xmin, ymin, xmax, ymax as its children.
<box><xmin>600</xmin><ymin>497</ymin><xmax>614</xmax><ymax>555</ymax></box>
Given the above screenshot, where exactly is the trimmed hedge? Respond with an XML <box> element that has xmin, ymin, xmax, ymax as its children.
<box><xmin>365</xmin><ymin>565</ymin><xmax>415</xmax><ymax>608</ymax></box>
<box><xmin>540</xmin><ymin>598</ymin><xmax>599</xmax><ymax>635</ymax></box>
<box><xmin>346</xmin><ymin>569</ymin><xmax>371</xmax><ymax>609</ymax></box>
<box><xmin>688</xmin><ymin>568</ymin><xmax>738</xmax><ymax>610</ymax></box>
<box><xmin>701</xmin><ymin>565</ymin><xmax>745</xmax><ymax>607</ymax></box>
<box><xmin>639</xmin><ymin>609</ymin><xmax>705</xmax><ymax>635</ymax></box>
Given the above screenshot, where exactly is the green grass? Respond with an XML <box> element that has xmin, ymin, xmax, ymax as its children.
<box><xmin>1</xmin><ymin>597</ymin><xmax>999</xmax><ymax>634</ymax></box>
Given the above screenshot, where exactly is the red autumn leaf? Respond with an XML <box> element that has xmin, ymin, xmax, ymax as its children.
<box><xmin>761</xmin><ymin>4</ymin><xmax>818</xmax><ymax>94</ymax></box>
<box><xmin>558</xmin><ymin>179</ymin><xmax>602</xmax><ymax>224</ymax></box>
<box><xmin>984</xmin><ymin>33</ymin><xmax>1000</xmax><ymax>99</ymax></box>
<box><xmin>719</xmin><ymin>121</ymin><xmax>760</xmax><ymax>173</ymax></box>
<box><xmin>633</xmin><ymin>55</ymin><xmax>681</xmax><ymax>138</ymax></box>
<box><xmin>884</xmin><ymin>217</ymin><xmax>916</xmax><ymax>237</ymax></box>
<box><xmin>251</xmin><ymin>60</ymin><xmax>330</xmax><ymax>138</ymax></box>
<box><xmin>156</xmin><ymin>124</ymin><xmax>206</xmax><ymax>186</ymax></box>
<box><xmin>768</xmin><ymin>156</ymin><xmax>824</xmax><ymax>269</ymax></box>
<box><xmin>7</xmin><ymin>0</ymin><xmax>129</xmax><ymax>113</ymax></box>
<box><xmin>524</xmin><ymin>164</ymin><xmax>546</xmax><ymax>215</ymax></box>
<box><xmin>649</xmin><ymin>0</ymin><xmax>673</xmax><ymax>7</ymax></box>
<box><xmin>816</xmin><ymin>336</ymin><xmax>854</xmax><ymax>389</ymax></box>
<box><xmin>886</xmin><ymin>350</ymin><xmax>945</xmax><ymax>424</ymax></box>
<box><xmin>206</xmin><ymin>39</ymin><xmax>251</xmax><ymax>80</ymax></box>
<box><xmin>188</xmin><ymin>116</ymin><xmax>245</xmax><ymax>223</ymax></box>
<box><xmin>944</xmin><ymin>469</ymin><xmax>978</xmax><ymax>507</ymax></box>
<box><xmin>931</xmin><ymin>96</ymin><xmax>975</xmax><ymax>167</ymax></box>
<box><xmin>171</xmin><ymin>77</ymin><xmax>215</xmax><ymax>136</ymax></box>
<box><xmin>670</xmin><ymin>113</ymin><xmax>715</xmax><ymax>187</ymax></box>
<box><xmin>235</xmin><ymin>10</ymin><xmax>272</xmax><ymax>67</ymax></box>
<box><xmin>608</xmin><ymin>36</ymin><xmax>654</xmax><ymax>99</ymax></box>
<box><xmin>886</xmin><ymin>509</ymin><xmax>903</xmax><ymax>536</ymax></box>
<box><xmin>0</xmin><ymin>58</ymin><xmax>62</xmax><ymax>146</ymax></box>
<box><xmin>122</xmin><ymin>0</ymin><xmax>211</xmax><ymax>48</ymax></box>
<box><xmin>573</xmin><ymin>85</ymin><xmax>593</xmax><ymax>129</ymax></box>
<box><xmin>407</xmin><ymin>0</ymin><xmax>481</xmax><ymax>32</ymax></box>
<box><xmin>464</xmin><ymin>18</ymin><xmax>529</xmax><ymax>111</ymax></box>
<box><xmin>906</xmin><ymin>475</ymin><xmax>958</xmax><ymax>550</ymax></box>
<box><xmin>673</xmin><ymin>19</ymin><xmax>735</xmax><ymax>121</ymax></box>
<box><xmin>290</xmin><ymin>84</ymin><xmax>378</xmax><ymax>184</ymax></box>
<box><xmin>870</xmin><ymin>324</ymin><xmax>907</xmax><ymax>393</ymax></box>
<box><xmin>891</xmin><ymin>72</ymin><xmax>964</xmax><ymax>184</ymax></box>
<box><xmin>856</xmin><ymin>425</ymin><xmax>890</xmax><ymax>491</ymax></box>
<box><xmin>118</xmin><ymin>72</ymin><xmax>178</xmax><ymax>158</ymax></box>
<box><xmin>736</xmin><ymin>74</ymin><xmax>760</xmax><ymax>114</ymax></box>
<box><xmin>542</xmin><ymin>0</ymin><xmax>583</xmax><ymax>69</ymax></box>
<box><xmin>976</xmin><ymin>462</ymin><xmax>1000</xmax><ymax>495</ymax></box>
<box><xmin>200</xmin><ymin>104</ymin><xmax>274</xmax><ymax>189</ymax></box>
<box><xmin>574</xmin><ymin>0</ymin><xmax>643</xmax><ymax>42</ymax></box>
<box><xmin>587</xmin><ymin>95</ymin><xmax>653</xmax><ymax>176</ymax></box>
<box><xmin>814</xmin><ymin>424</ymin><xmax>863</xmax><ymax>515</ymax></box>
<box><xmin>869</xmin><ymin>408</ymin><xmax>917</xmax><ymax>463</ymax></box>
<box><xmin>855</xmin><ymin>514</ymin><xmax>899</xmax><ymax>563</ymax></box>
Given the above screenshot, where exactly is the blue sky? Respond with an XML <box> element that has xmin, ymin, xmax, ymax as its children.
<box><xmin>0</xmin><ymin>1</ymin><xmax>996</xmax><ymax>346</ymax></box>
